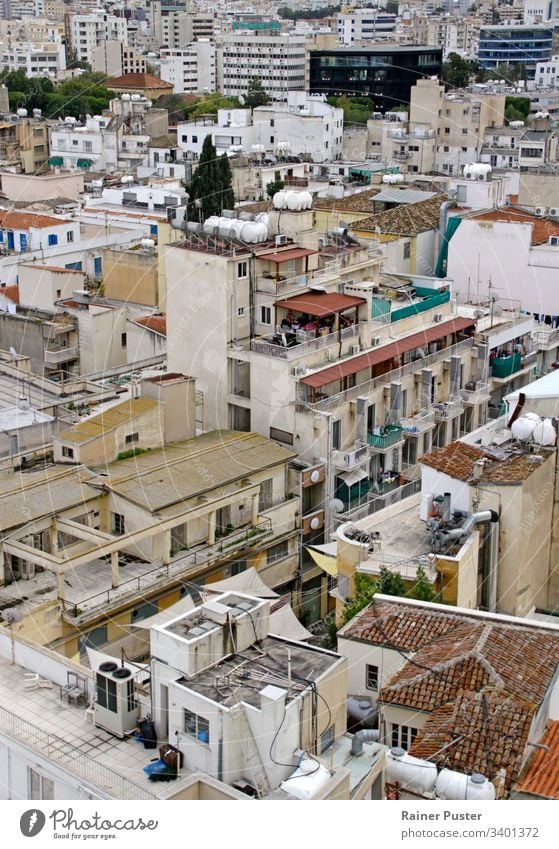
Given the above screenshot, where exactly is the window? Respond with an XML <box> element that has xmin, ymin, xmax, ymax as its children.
<box><xmin>237</xmin><ymin>261</ymin><xmax>247</xmax><ymax>278</ymax></box>
<box><xmin>62</xmin><ymin>446</ymin><xmax>74</xmax><ymax>458</ymax></box>
<box><xmin>72</xmin><ymin>138</ymin><xmax>79</xmax><ymax>146</ymax></box>
<box><xmin>332</xmin><ymin>419</ymin><xmax>341</xmax><ymax>450</ymax></box>
<box><xmin>270</xmin><ymin>136</ymin><xmax>274</xmax><ymax>144</ymax></box>
<box><xmin>184</xmin><ymin>708</ymin><xmax>209</xmax><ymax>743</ymax></box>
<box><xmin>192</xmin><ymin>135</ymin><xmax>198</xmax><ymax>143</ymax></box>
<box><xmin>391</xmin><ymin>723</ymin><xmax>418</xmax><ymax>751</ymax></box>
<box><xmin>366</xmin><ymin>664</ymin><xmax>379</xmax><ymax>691</ymax></box>
<box><xmin>67</xmin><ymin>231</ymin><xmax>74</xmax><ymax>242</ymax></box>
<box><xmin>125</xmin><ymin>432</ymin><xmax>139</xmax><ymax>444</ymax></box>
<box><xmin>462</xmin><ymin>128</ymin><xmax>468</xmax><ymax>135</ymax></box>
<box><xmin>56</xmin><ymin>289</ymin><xmax>61</xmax><ymax>298</ymax></box>
<box><xmin>237</xmin><ymin>306</ymin><xmax>245</xmax><ymax>317</ymax></box>
<box><xmin>96</xmin><ymin>672</ymin><xmax>117</xmax><ymax>712</ymax></box>
<box><xmin>259</xmin><ymin>477</ymin><xmax>273</xmax><ymax>511</ymax></box>
<box><xmin>267</xmin><ymin>540</ymin><xmax>288</xmax><ymax>564</ymax></box>
<box><xmin>260</xmin><ymin>305</ymin><xmax>272</xmax><ymax>325</ymax></box>
<box><xmin>84</xmin><ymin>140</ymin><xmax>93</xmax><ymax>152</ymax></box>
<box><xmin>28</xmin><ymin>768</ymin><xmax>54</xmax><ymax>800</ymax></box>
<box><xmin>269</xmin><ymin>427</ymin><xmax>294</xmax><ymax>445</ymax></box>
<box><xmin>403</xmin><ymin>241</ymin><xmax>411</xmax><ymax>260</ymax></box>
<box><xmin>131</xmin><ymin>601</ymin><xmax>158</xmax><ymax>621</ymax></box>
<box><xmin>48</xmin><ymin>233</ymin><xmax>58</xmax><ymax>246</ymax></box>
<box><xmin>121</xmin><ymin>332</ymin><xmax>127</xmax><ymax>348</ymax></box>
<box><xmin>444</xmin><ymin>127</ymin><xmax>450</xmax><ymax>135</ymax></box>
<box><xmin>320</xmin><ymin>725</ymin><xmax>335</xmax><ymax>753</ymax></box>
<box><xmin>270</xmin><ymin>119</ymin><xmax>275</xmax><ymax>127</ymax></box>
<box><xmin>111</xmin><ymin>512</ymin><xmax>125</xmax><ymax>535</ymax></box>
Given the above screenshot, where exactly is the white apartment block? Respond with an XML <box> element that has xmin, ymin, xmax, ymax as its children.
<box><xmin>0</xmin><ymin>40</ymin><xmax>66</xmax><ymax>77</ymax></box>
<box><xmin>524</xmin><ymin>0</ymin><xmax>559</xmax><ymax>23</ymax></box>
<box><xmin>70</xmin><ymin>13</ymin><xmax>128</xmax><ymax>65</ymax></box>
<box><xmin>534</xmin><ymin>55</ymin><xmax>559</xmax><ymax>88</ymax></box>
<box><xmin>155</xmin><ymin>9</ymin><xmax>214</xmax><ymax>49</ymax></box>
<box><xmin>0</xmin><ymin>17</ymin><xmax>64</xmax><ymax>42</ymax></box>
<box><xmin>337</xmin><ymin>10</ymin><xmax>397</xmax><ymax>44</ymax></box>
<box><xmin>49</xmin><ymin>115</ymin><xmax>150</xmax><ymax>173</ymax></box>
<box><xmin>159</xmin><ymin>40</ymin><xmax>216</xmax><ymax>95</ymax></box>
<box><xmin>217</xmin><ymin>32</ymin><xmax>306</xmax><ymax>102</ymax></box>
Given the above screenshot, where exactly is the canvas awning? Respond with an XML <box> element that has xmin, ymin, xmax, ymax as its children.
<box><xmin>269</xmin><ymin>604</ymin><xmax>313</xmax><ymax>641</ymax></box>
<box><xmin>306</xmin><ymin>543</ymin><xmax>338</xmax><ymax>577</ymax></box>
<box><xmin>337</xmin><ymin>468</ymin><xmax>368</xmax><ymax>487</ymax></box>
<box><xmin>204</xmin><ymin>566</ymin><xmax>279</xmax><ymax>598</ymax></box>
<box><xmin>76</xmin><ymin>158</ymin><xmax>93</xmax><ymax>169</ymax></box>
<box><xmin>49</xmin><ymin>156</ymin><xmax>63</xmax><ymax>167</ymax></box>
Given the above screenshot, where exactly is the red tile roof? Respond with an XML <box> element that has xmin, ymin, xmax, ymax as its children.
<box><xmin>514</xmin><ymin>721</ymin><xmax>559</xmax><ymax>798</ymax></box>
<box><xmin>471</xmin><ymin>208</ymin><xmax>559</xmax><ymax>246</ymax></box>
<box><xmin>257</xmin><ymin>247</ymin><xmax>316</xmax><ymax>263</ymax></box>
<box><xmin>24</xmin><ymin>264</ymin><xmax>85</xmax><ymax>274</ymax></box>
<box><xmin>341</xmin><ymin>599</ymin><xmax>463</xmax><ymax>649</ymax></box>
<box><xmin>0</xmin><ymin>285</ymin><xmax>19</xmax><ymax>304</ymax></box>
<box><xmin>108</xmin><ymin>73</ymin><xmax>173</xmax><ymax>90</ymax></box>
<box><xmin>274</xmin><ymin>291</ymin><xmax>366</xmax><ymax>318</ymax></box>
<box><xmin>410</xmin><ymin>689</ymin><xmax>534</xmax><ymax>791</ymax></box>
<box><xmin>300</xmin><ymin>317</ymin><xmax>474</xmax><ymax>389</ymax></box>
<box><xmin>420</xmin><ymin>440</ymin><xmax>546</xmax><ymax>483</ymax></box>
<box><xmin>132</xmin><ymin>315</ymin><xmax>167</xmax><ymax>336</ymax></box>
<box><xmin>0</xmin><ymin>209</ymin><xmax>66</xmax><ymax>229</ymax></box>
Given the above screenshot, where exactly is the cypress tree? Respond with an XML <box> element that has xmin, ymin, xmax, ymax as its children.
<box><xmin>219</xmin><ymin>153</ymin><xmax>235</xmax><ymax>212</ymax></box>
<box><xmin>188</xmin><ymin>134</ymin><xmax>221</xmax><ymax>221</ymax></box>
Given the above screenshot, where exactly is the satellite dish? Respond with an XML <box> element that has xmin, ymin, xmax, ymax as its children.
<box><xmin>330</xmin><ymin>498</ymin><xmax>345</xmax><ymax>513</ymax></box>
<box><xmin>2</xmin><ymin>608</ymin><xmax>23</xmax><ymax>624</ymax></box>
<box><xmin>9</xmin><ymin>347</ymin><xmax>17</xmax><ymax>360</ymax></box>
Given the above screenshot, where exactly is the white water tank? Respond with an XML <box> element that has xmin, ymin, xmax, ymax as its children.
<box><xmin>131</xmin><ymin>94</ymin><xmax>142</xmax><ymax>102</ymax></box>
<box><xmin>511</xmin><ymin>415</ymin><xmax>537</xmax><ymax>441</ymax></box>
<box><xmin>286</xmin><ymin>190</ymin><xmax>302</xmax><ymax>211</ymax></box>
<box><xmin>141</xmin><ymin>238</ymin><xmax>155</xmax><ymax>250</ymax></box>
<box><xmin>121</xmin><ymin>93</ymin><xmax>131</xmax><ymax>102</ymax></box>
<box><xmin>463</xmin><ymin>163</ymin><xmax>492</xmax><ymax>180</ymax></box>
<box><xmin>273</xmin><ymin>190</ymin><xmax>287</xmax><ymax>209</ymax></box>
<box><xmin>17</xmin><ymin>108</ymin><xmax>28</xmax><ymax>117</ymax></box>
<box><xmin>420</xmin><ymin>492</ymin><xmax>434</xmax><ymax>522</ymax></box>
<box><xmin>533</xmin><ymin>417</ymin><xmax>556</xmax><ymax>446</ymax></box>
<box><xmin>299</xmin><ymin>191</ymin><xmax>313</xmax><ymax>209</ymax></box>
<box><xmin>436</xmin><ymin>769</ymin><xmax>496</xmax><ymax>801</ymax></box>
<box><xmin>280</xmin><ymin>760</ymin><xmax>332</xmax><ymax>800</ymax></box>
<box><xmin>121</xmin><ymin>175</ymin><xmax>134</xmax><ymax>184</ymax></box>
<box><xmin>385</xmin><ymin>747</ymin><xmax>437</xmax><ymax>797</ymax></box>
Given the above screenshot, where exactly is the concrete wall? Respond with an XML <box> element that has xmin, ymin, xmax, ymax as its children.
<box><xmin>103</xmin><ymin>247</ymin><xmax>160</xmax><ymax>307</ymax></box>
<box><xmin>0</xmin><ymin>172</ymin><xmax>84</xmax><ymax>202</ymax></box>
<box><xmin>18</xmin><ymin>265</ymin><xmax>86</xmax><ymax>311</ymax></box>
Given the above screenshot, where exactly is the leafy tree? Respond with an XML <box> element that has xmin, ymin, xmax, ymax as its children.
<box><xmin>384</xmin><ymin>0</ymin><xmax>399</xmax><ymax>13</ymax></box>
<box><xmin>184</xmin><ymin>92</ymin><xmax>240</xmax><ymax>120</ymax></box>
<box><xmin>244</xmin><ymin>77</ymin><xmax>271</xmax><ymax>109</ymax></box>
<box><xmin>219</xmin><ymin>153</ymin><xmax>235</xmax><ymax>211</ymax></box>
<box><xmin>377</xmin><ymin>565</ymin><xmax>406</xmax><ymax>597</ymax></box>
<box><xmin>266</xmin><ymin>178</ymin><xmax>284</xmax><ymax>197</ymax></box>
<box><xmin>505</xmin><ymin>96</ymin><xmax>530</xmax><ymax>123</ymax></box>
<box><xmin>342</xmin><ymin>574</ymin><xmax>378</xmax><ymax>625</ymax></box>
<box><xmin>411</xmin><ymin>566</ymin><xmax>437</xmax><ymax>602</ymax></box>
<box><xmin>494</xmin><ymin>63</ymin><xmax>526</xmax><ymax>84</ymax></box>
<box><xmin>1</xmin><ymin>70</ymin><xmax>54</xmax><ymax>112</ymax></box>
<box><xmin>327</xmin><ymin>94</ymin><xmax>374</xmax><ymax>125</ymax></box>
<box><xmin>44</xmin><ymin>73</ymin><xmax>114</xmax><ymax>118</ymax></box>
<box><xmin>157</xmin><ymin>93</ymin><xmax>190</xmax><ymax>124</ymax></box>
<box><xmin>188</xmin><ymin>134</ymin><xmax>222</xmax><ymax>221</ymax></box>
<box><xmin>442</xmin><ymin>52</ymin><xmax>472</xmax><ymax>90</ymax></box>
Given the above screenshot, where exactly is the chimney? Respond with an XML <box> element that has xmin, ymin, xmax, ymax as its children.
<box><xmin>141</xmin><ymin>373</ymin><xmax>196</xmax><ymax>444</ymax></box>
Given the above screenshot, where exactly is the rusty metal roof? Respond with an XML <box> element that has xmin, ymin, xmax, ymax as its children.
<box><xmin>274</xmin><ymin>291</ymin><xmax>365</xmax><ymax>318</ymax></box>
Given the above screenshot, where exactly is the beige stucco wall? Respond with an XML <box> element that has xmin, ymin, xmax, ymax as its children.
<box><xmin>18</xmin><ymin>265</ymin><xmax>86</xmax><ymax>312</ymax></box>
<box><xmin>0</xmin><ymin>171</ymin><xmax>84</xmax><ymax>202</ymax></box>
<box><xmin>103</xmin><ymin>247</ymin><xmax>160</xmax><ymax>307</ymax></box>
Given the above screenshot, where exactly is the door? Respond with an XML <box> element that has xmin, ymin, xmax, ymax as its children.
<box><xmin>7</xmin><ymin>231</ymin><xmax>14</xmax><ymax>251</ymax></box>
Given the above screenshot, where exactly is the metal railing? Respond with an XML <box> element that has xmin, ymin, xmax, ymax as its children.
<box><xmin>433</xmin><ymin>397</ymin><xmax>464</xmax><ymax>421</ymax></box>
<box><xmin>358</xmin><ymin>555</ymin><xmax>437</xmax><ymax>582</ymax></box>
<box><xmin>297</xmin><ymin>337</ymin><xmax>475</xmax><ymax>412</ymax></box>
<box><xmin>251</xmin><ymin>324</ymin><xmax>359</xmax><ymax>360</ymax></box>
<box><xmin>401</xmin><ymin>410</ymin><xmax>436</xmax><ymax>433</ymax></box>
<box><xmin>533</xmin><ymin>325</ymin><xmax>559</xmax><ymax>349</ymax></box>
<box><xmin>459</xmin><ymin>382</ymin><xmax>490</xmax><ymax>404</ymax></box>
<box><xmin>0</xmin><ymin>704</ymin><xmax>156</xmax><ymax>800</ymax></box>
<box><xmin>367</xmin><ymin>426</ymin><xmax>403</xmax><ymax>450</ymax></box>
<box><xmin>333</xmin><ymin>479</ymin><xmax>421</xmax><ymax>526</ymax></box>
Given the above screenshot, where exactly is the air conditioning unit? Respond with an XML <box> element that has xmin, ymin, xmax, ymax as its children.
<box><xmin>549</xmin><ymin>208</ymin><xmax>559</xmax><ymax>218</ymax></box>
<box><xmin>292</xmin><ymin>362</ymin><xmax>307</xmax><ymax>376</ymax></box>
<box><xmin>19</xmin><ymin>561</ymin><xmax>36</xmax><ymax>580</ymax></box>
<box><xmin>535</xmin><ymin>206</ymin><xmax>547</xmax><ymax>217</ymax></box>
<box><xmin>93</xmin><ymin>663</ymin><xmax>137</xmax><ymax>738</ymax></box>
<box><xmin>549</xmin><ymin>236</ymin><xmax>559</xmax><ymax>246</ymax></box>
<box><xmin>371</xmin><ymin>336</ymin><xmax>382</xmax><ymax>347</ymax></box>
<box><xmin>433</xmin><ymin>313</ymin><xmax>443</xmax><ymax>323</ymax></box>
<box><xmin>344</xmin><ymin>445</ymin><xmax>368</xmax><ymax>467</ymax></box>
<box><xmin>349</xmin><ymin>345</ymin><xmax>361</xmax><ymax>355</ymax></box>
<box><xmin>275</xmin><ymin>234</ymin><xmax>288</xmax><ymax>246</ymax></box>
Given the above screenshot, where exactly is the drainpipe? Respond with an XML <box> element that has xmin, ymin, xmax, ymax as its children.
<box><xmin>487</xmin><ymin>516</ymin><xmax>500</xmax><ymax>613</ymax></box>
<box><xmin>436</xmin><ymin>200</ymin><xmax>455</xmax><ymax>276</ymax></box>
<box><xmin>351</xmin><ymin>729</ymin><xmax>380</xmax><ymax>756</ymax></box>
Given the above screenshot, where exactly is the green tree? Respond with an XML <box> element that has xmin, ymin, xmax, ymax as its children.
<box><xmin>157</xmin><ymin>93</ymin><xmax>190</xmax><ymax>124</ymax></box>
<box><xmin>219</xmin><ymin>153</ymin><xmax>235</xmax><ymax>211</ymax></box>
<box><xmin>266</xmin><ymin>178</ymin><xmax>284</xmax><ymax>197</ymax></box>
<box><xmin>494</xmin><ymin>63</ymin><xmax>526</xmax><ymax>84</ymax></box>
<box><xmin>188</xmin><ymin>134</ymin><xmax>222</xmax><ymax>220</ymax></box>
<box><xmin>341</xmin><ymin>574</ymin><xmax>378</xmax><ymax>625</ymax></box>
<box><xmin>185</xmin><ymin>92</ymin><xmax>240</xmax><ymax>120</ymax></box>
<box><xmin>327</xmin><ymin>94</ymin><xmax>374</xmax><ymax>125</ymax></box>
<box><xmin>0</xmin><ymin>70</ymin><xmax>54</xmax><ymax>112</ymax></box>
<box><xmin>244</xmin><ymin>77</ymin><xmax>271</xmax><ymax>109</ymax></box>
<box><xmin>410</xmin><ymin>566</ymin><xmax>437</xmax><ymax>602</ymax></box>
<box><xmin>377</xmin><ymin>565</ymin><xmax>406</xmax><ymax>597</ymax></box>
<box><xmin>442</xmin><ymin>52</ymin><xmax>472</xmax><ymax>90</ymax></box>
<box><xmin>43</xmin><ymin>73</ymin><xmax>114</xmax><ymax>118</ymax></box>
<box><xmin>505</xmin><ymin>96</ymin><xmax>530</xmax><ymax>123</ymax></box>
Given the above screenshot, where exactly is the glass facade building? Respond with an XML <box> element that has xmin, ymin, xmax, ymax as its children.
<box><xmin>478</xmin><ymin>26</ymin><xmax>553</xmax><ymax>79</ymax></box>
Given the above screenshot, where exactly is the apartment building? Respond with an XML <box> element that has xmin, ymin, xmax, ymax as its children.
<box><xmin>337</xmin><ymin>10</ymin><xmax>397</xmax><ymax>44</ymax></box>
<box><xmin>533</xmin><ymin>54</ymin><xmax>559</xmax><ymax>88</ymax></box>
<box><xmin>152</xmin><ymin>0</ymin><xmax>214</xmax><ymax>49</ymax></box>
<box><xmin>159</xmin><ymin>40</ymin><xmax>216</xmax><ymax>95</ymax></box>
<box><xmin>91</xmin><ymin>41</ymin><xmax>146</xmax><ymax>77</ymax></box>
<box><xmin>217</xmin><ymin>32</ymin><xmax>307</xmax><ymax>102</ymax></box>
<box><xmin>0</xmin><ymin>40</ymin><xmax>66</xmax><ymax>77</ymax></box>
<box><xmin>0</xmin><ymin>114</ymin><xmax>50</xmax><ymax>174</ymax></box>
<box><xmin>0</xmin><ymin>306</ymin><xmax>79</xmax><ymax>378</ymax></box>
<box><xmin>478</xmin><ymin>24</ymin><xmax>553</xmax><ymax>79</ymax></box>
<box><xmin>49</xmin><ymin>113</ymin><xmax>152</xmax><ymax>173</ymax></box>
<box><xmin>69</xmin><ymin>13</ymin><xmax>127</xmax><ymax>65</ymax></box>
<box><xmin>0</xmin><ymin>17</ymin><xmax>64</xmax><ymax>42</ymax></box>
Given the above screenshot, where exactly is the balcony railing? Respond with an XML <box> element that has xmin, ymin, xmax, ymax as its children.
<box><xmin>401</xmin><ymin>409</ymin><xmax>436</xmax><ymax>433</ymax></box>
<box><xmin>297</xmin><ymin>337</ymin><xmax>475</xmax><ymax>412</ymax></box>
<box><xmin>251</xmin><ymin>324</ymin><xmax>359</xmax><ymax>360</ymax></box>
<box><xmin>433</xmin><ymin>397</ymin><xmax>464</xmax><ymax>421</ymax></box>
<box><xmin>367</xmin><ymin>425</ymin><xmax>403</xmax><ymax>450</ymax></box>
<box><xmin>460</xmin><ymin>381</ymin><xmax>490</xmax><ymax>404</ymax></box>
<box><xmin>333</xmin><ymin>478</ymin><xmax>421</xmax><ymax>526</ymax></box>
<box><xmin>358</xmin><ymin>554</ymin><xmax>438</xmax><ymax>583</ymax></box>
<box><xmin>44</xmin><ymin>345</ymin><xmax>79</xmax><ymax>364</ymax></box>
<box><xmin>533</xmin><ymin>325</ymin><xmax>559</xmax><ymax>350</ymax></box>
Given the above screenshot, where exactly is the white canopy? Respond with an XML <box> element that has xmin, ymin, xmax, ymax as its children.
<box><xmin>204</xmin><ymin>566</ymin><xmax>279</xmax><ymax>599</ymax></box>
<box><xmin>269</xmin><ymin>604</ymin><xmax>313</xmax><ymax>642</ymax></box>
<box><xmin>505</xmin><ymin>370</ymin><xmax>559</xmax><ymax>417</ymax></box>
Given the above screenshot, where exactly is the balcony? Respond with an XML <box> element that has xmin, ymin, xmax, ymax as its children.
<box><xmin>533</xmin><ymin>325</ymin><xmax>559</xmax><ymax>351</ymax></box>
<box><xmin>367</xmin><ymin>425</ymin><xmax>403</xmax><ymax>450</ymax></box>
<box><xmin>491</xmin><ymin>352</ymin><xmax>521</xmax><ymax>378</ymax></box>
<box><xmin>460</xmin><ymin>381</ymin><xmax>491</xmax><ymax>405</ymax></box>
<box><xmin>433</xmin><ymin>398</ymin><xmax>464</xmax><ymax>421</ymax></box>
<box><xmin>358</xmin><ymin>553</ymin><xmax>438</xmax><ymax>583</ymax></box>
<box><xmin>332</xmin><ymin>444</ymin><xmax>369</xmax><ymax>470</ymax></box>
<box><xmin>250</xmin><ymin>323</ymin><xmax>359</xmax><ymax>360</ymax></box>
<box><xmin>44</xmin><ymin>345</ymin><xmax>79</xmax><ymax>365</ymax></box>
<box><xmin>401</xmin><ymin>409</ymin><xmax>436</xmax><ymax>433</ymax></box>
<box><xmin>392</xmin><ymin>151</ymin><xmax>412</xmax><ymax>160</ymax></box>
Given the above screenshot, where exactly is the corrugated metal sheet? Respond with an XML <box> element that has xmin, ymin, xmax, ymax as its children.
<box><xmin>372</xmin><ymin>188</ymin><xmax>438</xmax><ymax>205</ymax></box>
<box><xmin>300</xmin><ymin>317</ymin><xmax>474</xmax><ymax>389</ymax></box>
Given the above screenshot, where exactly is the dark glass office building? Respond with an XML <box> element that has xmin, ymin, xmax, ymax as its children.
<box><xmin>308</xmin><ymin>46</ymin><xmax>443</xmax><ymax>111</ymax></box>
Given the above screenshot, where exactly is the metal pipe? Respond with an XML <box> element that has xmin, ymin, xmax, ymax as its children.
<box><xmin>442</xmin><ymin>492</ymin><xmax>452</xmax><ymax>522</ymax></box>
<box><xmin>440</xmin><ymin>510</ymin><xmax>497</xmax><ymax>540</ymax></box>
<box><xmin>351</xmin><ymin>728</ymin><xmax>380</xmax><ymax>756</ymax></box>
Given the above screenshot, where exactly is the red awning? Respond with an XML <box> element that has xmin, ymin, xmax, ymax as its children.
<box><xmin>257</xmin><ymin>247</ymin><xmax>316</xmax><ymax>263</ymax></box>
<box><xmin>274</xmin><ymin>291</ymin><xmax>366</xmax><ymax>318</ymax></box>
<box><xmin>300</xmin><ymin>317</ymin><xmax>475</xmax><ymax>389</ymax></box>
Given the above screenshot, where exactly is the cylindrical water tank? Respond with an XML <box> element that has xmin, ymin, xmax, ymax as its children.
<box><xmin>273</xmin><ymin>190</ymin><xmax>287</xmax><ymax>210</ymax></box>
<box><xmin>141</xmin><ymin>238</ymin><xmax>155</xmax><ymax>249</ymax></box>
<box><xmin>300</xmin><ymin>190</ymin><xmax>313</xmax><ymax>209</ymax></box>
<box><xmin>436</xmin><ymin>769</ymin><xmax>496</xmax><ymax>801</ymax></box>
<box><xmin>385</xmin><ymin>748</ymin><xmax>437</xmax><ymax>797</ymax></box>
<box><xmin>203</xmin><ymin>215</ymin><xmax>221</xmax><ymax>235</ymax></box>
<box><xmin>121</xmin><ymin>93</ymin><xmax>131</xmax><ymax>101</ymax></box>
<box><xmin>17</xmin><ymin>108</ymin><xmax>28</xmax><ymax>117</ymax></box>
<box><xmin>347</xmin><ymin>697</ymin><xmax>378</xmax><ymax>731</ymax></box>
<box><xmin>91</xmin><ymin>179</ymin><xmax>103</xmax><ymax>189</ymax></box>
<box><xmin>131</xmin><ymin>94</ymin><xmax>141</xmax><ymax>102</ymax></box>
<box><xmin>253</xmin><ymin>221</ymin><xmax>268</xmax><ymax>241</ymax></box>
<box><xmin>285</xmin><ymin>191</ymin><xmax>301</xmax><ymax>211</ymax></box>
<box><xmin>512</xmin><ymin>416</ymin><xmax>537</xmax><ymax>441</ymax></box>
<box><xmin>533</xmin><ymin>418</ymin><xmax>557</xmax><ymax>446</ymax></box>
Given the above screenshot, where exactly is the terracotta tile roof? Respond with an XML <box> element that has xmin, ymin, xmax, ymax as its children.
<box><xmin>313</xmin><ymin>187</ymin><xmax>380</xmax><ymax>213</ymax></box>
<box><xmin>132</xmin><ymin>315</ymin><xmax>167</xmax><ymax>336</ymax></box>
<box><xmin>0</xmin><ymin>285</ymin><xmax>19</xmax><ymax>304</ymax></box>
<box><xmin>381</xmin><ymin>619</ymin><xmax>559</xmax><ymax>711</ymax></box>
<box><xmin>470</xmin><ymin>207</ymin><xmax>559</xmax><ymax>246</ymax></box>
<box><xmin>108</xmin><ymin>73</ymin><xmax>173</xmax><ymax>90</ymax></box>
<box><xmin>410</xmin><ymin>689</ymin><xmax>534</xmax><ymax>790</ymax></box>
<box><xmin>514</xmin><ymin>721</ymin><xmax>559</xmax><ymax>798</ymax></box>
<box><xmin>341</xmin><ymin>598</ymin><xmax>463</xmax><ymax>649</ymax></box>
<box><xmin>0</xmin><ymin>209</ymin><xmax>66</xmax><ymax>229</ymax></box>
<box><xmin>354</xmin><ymin>195</ymin><xmax>447</xmax><ymax>237</ymax></box>
<box><xmin>419</xmin><ymin>440</ymin><xmax>547</xmax><ymax>484</ymax></box>
<box><xmin>23</xmin><ymin>264</ymin><xmax>84</xmax><ymax>274</ymax></box>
